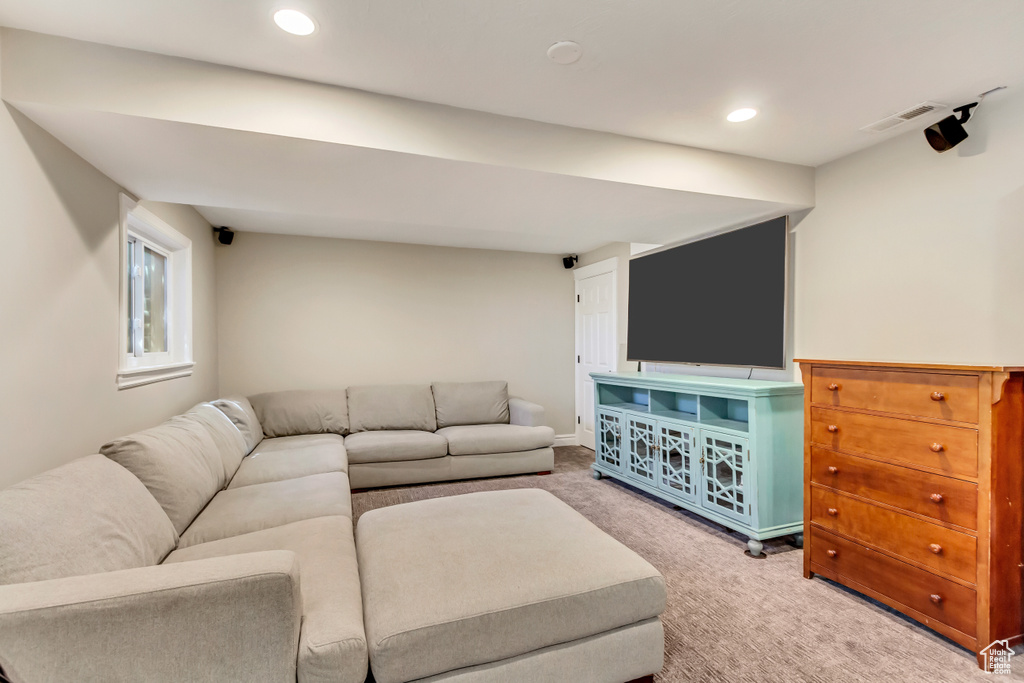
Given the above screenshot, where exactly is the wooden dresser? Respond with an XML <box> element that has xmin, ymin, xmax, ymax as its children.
<box><xmin>796</xmin><ymin>359</ymin><xmax>1023</xmax><ymax>667</ymax></box>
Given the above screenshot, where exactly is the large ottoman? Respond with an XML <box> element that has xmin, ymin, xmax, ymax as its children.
<box><xmin>355</xmin><ymin>489</ymin><xmax>666</xmax><ymax>683</ymax></box>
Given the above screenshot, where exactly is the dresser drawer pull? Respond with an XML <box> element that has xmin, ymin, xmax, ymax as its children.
<box><xmin>827</xmin><ymin>425</ymin><xmax>839</xmax><ymax>433</ymax></box>
<box><xmin>931</xmin><ymin>391</ymin><xmax>946</xmax><ymax>401</ymax></box>
<box><xmin>929</xmin><ymin>543</ymin><xmax>943</xmax><ymax>555</ymax></box>
<box><xmin>930</xmin><ymin>493</ymin><xmax>944</xmax><ymax>503</ymax></box>
<box><xmin>827</xmin><ymin>383</ymin><xmax>841</xmax><ymax>391</ymax></box>
<box><xmin>826</xmin><ymin>549</ymin><xmax>838</xmax><ymax>558</ymax></box>
<box><xmin>930</xmin><ymin>443</ymin><xmax>945</xmax><ymax>452</ymax></box>
<box><xmin>930</xmin><ymin>594</ymin><xmax>943</xmax><ymax>605</ymax></box>
<box><xmin>827</xmin><ymin>466</ymin><xmax>839</xmax><ymax>475</ymax></box>
<box><xmin>827</xmin><ymin>508</ymin><xmax>838</xmax><ymax>516</ymax></box>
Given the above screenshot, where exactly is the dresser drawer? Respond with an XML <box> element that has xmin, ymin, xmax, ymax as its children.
<box><xmin>810</xmin><ymin>367</ymin><xmax>979</xmax><ymax>423</ymax></box>
<box><xmin>811</xmin><ymin>487</ymin><xmax>977</xmax><ymax>583</ymax></box>
<box><xmin>810</xmin><ymin>527</ymin><xmax>977</xmax><ymax>638</ymax></box>
<box><xmin>810</xmin><ymin>407</ymin><xmax>978</xmax><ymax>478</ymax></box>
<box><xmin>810</xmin><ymin>447</ymin><xmax>978</xmax><ymax>530</ymax></box>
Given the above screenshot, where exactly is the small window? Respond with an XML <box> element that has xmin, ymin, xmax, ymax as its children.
<box><xmin>118</xmin><ymin>194</ymin><xmax>193</xmax><ymax>389</ymax></box>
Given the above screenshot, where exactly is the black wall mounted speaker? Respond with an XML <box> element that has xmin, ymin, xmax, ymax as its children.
<box><xmin>924</xmin><ymin>103</ymin><xmax>977</xmax><ymax>152</ymax></box>
<box><xmin>213</xmin><ymin>226</ymin><xmax>235</xmax><ymax>245</ymax></box>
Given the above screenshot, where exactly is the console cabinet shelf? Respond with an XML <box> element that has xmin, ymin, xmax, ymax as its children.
<box><xmin>591</xmin><ymin>372</ymin><xmax>804</xmax><ymax>556</ymax></box>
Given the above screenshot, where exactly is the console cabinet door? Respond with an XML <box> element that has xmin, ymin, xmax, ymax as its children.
<box><xmin>657</xmin><ymin>422</ymin><xmax>698</xmax><ymax>503</ymax></box>
<box><xmin>595</xmin><ymin>408</ymin><xmax>624</xmax><ymax>473</ymax></box>
<box><xmin>699</xmin><ymin>430</ymin><xmax>753</xmax><ymax>525</ymax></box>
<box><xmin>626</xmin><ymin>415</ymin><xmax>658</xmax><ymax>484</ymax></box>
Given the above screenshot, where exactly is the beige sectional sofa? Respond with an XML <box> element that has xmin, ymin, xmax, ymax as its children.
<box><xmin>244</xmin><ymin>381</ymin><xmax>555</xmax><ymax>489</ymax></box>
<box><xmin>0</xmin><ymin>381</ymin><xmax>665</xmax><ymax>683</ymax></box>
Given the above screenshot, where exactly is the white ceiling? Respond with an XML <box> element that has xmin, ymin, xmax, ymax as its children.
<box><xmin>1</xmin><ymin>0</ymin><xmax>1020</xmax><ymax>166</ymax></box>
<box><xmin>1</xmin><ymin>1</ymin><xmax>1021</xmax><ymax>253</ymax></box>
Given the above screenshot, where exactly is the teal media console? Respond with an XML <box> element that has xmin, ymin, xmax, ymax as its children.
<box><xmin>590</xmin><ymin>372</ymin><xmax>805</xmax><ymax>556</ymax></box>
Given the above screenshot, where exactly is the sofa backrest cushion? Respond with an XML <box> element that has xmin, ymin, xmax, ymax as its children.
<box><xmin>432</xmin><ymin>381</ymin><xmax>510</xmax><ymax>428</ymax></box>
<box><xmin>187</xmin><ymin>403</ymin><xmax>248</xmax><ymax>481</ymax></box>
<box><xmin>347</xmin><ymin>384</ymin><xmax>437</xmax><ymax>433</ymax></box>
<box><xmin>249</xmin><ymin>389</ymin><xmax>350</xmax><ymax>437</ymax></box>
<box><xmin>100</xmin><ymin>414</ymin><xmax>227</xmax><ymax>535</ymax></box>
<box><xmin>0</xmin><ymin>455</ymin><xmax>178</xmax><ymax>585</ymax></box>
<box><xmin>211</xmin><ymin>396</ymin><xmax>263</xmax><ymax>454</ymax></box>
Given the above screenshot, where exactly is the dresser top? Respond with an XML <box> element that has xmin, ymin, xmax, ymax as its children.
<box><xmin>795</xmin><ymin>359</ymin><xmax>1024</xmax><ymax>373</ymax></box>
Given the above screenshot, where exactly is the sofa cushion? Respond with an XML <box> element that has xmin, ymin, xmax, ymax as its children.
<box><xmin>436</xmin><ymin>424</ymin><xmax>555</xmax><ymax>456</ymax></box>
<box><xmin>355</xmin><ymin>489</ymin><xmax>666</xmax><ymax>683</ymax></box>
<box><xmin>211</xmin><ymin>396</ymin><xmax>263</xmax><ymax>454</ymax></box>
<box><xmin>229</xmin><ymin>435</ymin><xmax>348</xmax><ymax>489</ymax></box>
<box><xmin>347</xmin><ymin>384</ymin><xmax>436</xmax><ymax>433</ymax></box>
<box><xmin>165</xmin><ymin>517</ymin><xmax>367</xmax><ymax>683</ymax></box>
<box><xmin>344</xmin><ymin>430</ymin><xmax>448</xmax><ymax>465</ymax></box>
<box><xmin>101</xmin><ymin>414</ymin><xmax>226</xmax><ymax>535</ymax></box>
<box><xmin>179</xmin><ymin>472</ymin><xmax>352</xmax><ymax>548</ymax></box>
<box><xmin>187</xmin><ymin>403</ymin><xmax>248</xmax><ymax>482</ymax></box>
<box><xmin>0</xmin><ymin>455</ymin><xmax>177</xmax><ymax>585</ymax></box>
<box><xmin>432</xmin><ymin>381</ymin><xmax>510</xmax><ymax>428</ymax></box>
<box><xmin>250</xmin><ymin>389</ymin><xmax>350</xmax><ymax>438</ymax></box>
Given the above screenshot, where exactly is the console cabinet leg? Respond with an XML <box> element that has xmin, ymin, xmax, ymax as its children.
<box><xmin>793</xmin><ymin>533</ymin><xmax>804</xmax><ymax>548</ymax></box>
<box><xmin>592</xmin><ymin>470</ymin><xmax>602</xmax><ymax>480</ymax></box>
<box><xmin>746</xmin><ymin>539</ymin><xmax>764</xmax><ymax>557</ymax></box>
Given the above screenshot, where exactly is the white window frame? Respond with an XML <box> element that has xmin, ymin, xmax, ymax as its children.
<box><xmin>118</xmin><ymin>194</ymin><xmax>194</xmax><ymax>389</ymax></box>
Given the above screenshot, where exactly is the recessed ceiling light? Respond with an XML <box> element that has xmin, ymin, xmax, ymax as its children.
<box><xmin>547</xmin><ymin>41</ymin><xmax>582</xmax><ymax>65</ymax></box>
<box><xmin>727</xmin><ymin>108</ymin><xmax>758</xmax><ymax>123</ymax></box>
<box><xmin>274</xmin><ymin>9</ymin><xmax>316</xmax><ymax>36</ymax></box>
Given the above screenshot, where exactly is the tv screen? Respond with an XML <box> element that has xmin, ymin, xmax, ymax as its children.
<box><xmin>627</xmin><ymin>217</ymin><xmax>787</xmax><ymax>368</ymax></box>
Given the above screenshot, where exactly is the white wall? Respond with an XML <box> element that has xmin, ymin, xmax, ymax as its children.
<box><xmin>600</xmin><ymin>88</ymin><xmax>1024</xmax><ymax>381</ymax></box>
<box><xmin>0</xmin><ymin>31</ymin><xmax>219</xmax><ymax>488</ymax></box>
<box><xmin>215</xmin><ymin>233</ymin><xmax>576</xmax><ymax>435</ymax></box>
<box><xmin>794</xmin><ymin>88</ymin><xmax>1024</xmax><ymax>366</ymax></box>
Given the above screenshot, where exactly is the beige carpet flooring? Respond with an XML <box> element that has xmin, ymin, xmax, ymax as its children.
<box><xmin>352</xmin><ymin>447</ymin><xmax>1022</xmax><ymax>682</ymax></box>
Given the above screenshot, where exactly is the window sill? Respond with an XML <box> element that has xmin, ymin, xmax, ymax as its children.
<box><xmin>117</xmin><ymin>362</ymin><xmax>195</xmax><ymax>390</ymax></box>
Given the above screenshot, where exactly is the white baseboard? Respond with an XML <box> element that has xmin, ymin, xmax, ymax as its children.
<box><xmin>553</xmin><ymin>434</ymin><xmax>580</xmax><ymax>447</ymax></box>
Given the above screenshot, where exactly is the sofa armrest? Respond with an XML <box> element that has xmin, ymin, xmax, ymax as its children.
<box><xmin>0</xmin><ymin>551</ymin><xmax>301</xmax><ymax>683</ymax></box>
<box><xmin>509</xmin><ymin>397</ymin><xmax>546</xmax><ymax>427</ymax></box>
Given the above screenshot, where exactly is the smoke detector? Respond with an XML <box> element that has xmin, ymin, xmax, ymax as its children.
<box><xmin>547</xmin><ymin>41</ymin><xmax>582</xmax><ymax>65</ymax></box>
<box><xmin>860</xmin><ymin>102</ymin><xmax>947</xmax><ymax>133</ymax></box>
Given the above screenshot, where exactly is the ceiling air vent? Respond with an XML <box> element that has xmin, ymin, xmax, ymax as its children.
<box><xmin>860</xmin><ymin>101</ymin><xmax>947</xmax><ymax>133</ymax></box>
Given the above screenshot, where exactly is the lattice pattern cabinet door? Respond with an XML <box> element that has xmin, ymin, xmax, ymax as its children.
<box><xmin>700</xmin><ymin>430</ymin><xmax>752</xmax><ymax>525</ymax></box>
<box><xmin>595</xmin><ymin>408</ymin><xmax>623</xmax><ymax>473</ymax></box>
<box><xmin>657</xmin><ymin>423</ymin><xmax>698</xmax><ymax>503</ymax></box>
<box><xmin>626</xmin><ymin>415</ymin><xmax>658</xmax><ymax>484</ymax></box>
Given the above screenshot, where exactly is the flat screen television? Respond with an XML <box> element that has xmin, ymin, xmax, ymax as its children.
<box><xmin>627</xmin><ymin>216</ymin><xmax>788</xmax><ymax>368</ymax></box>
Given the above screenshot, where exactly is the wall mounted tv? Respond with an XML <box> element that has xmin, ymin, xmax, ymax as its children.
<box><xmin>627</xmin><ymin>216</ymin><xmax>788</xmax><ymax>369</ymax></box>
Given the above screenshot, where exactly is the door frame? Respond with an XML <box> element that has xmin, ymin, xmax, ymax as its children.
<box><xmin>574</xmin><ymin>257</ymin><xmax>619</xmax><ymax>449</ymax></box>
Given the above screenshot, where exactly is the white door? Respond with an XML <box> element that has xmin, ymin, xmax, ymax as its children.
<box><xmin>575</xmin><ymin>261</ymin><xmax>617</xmax><ymax>450</ymax></box>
